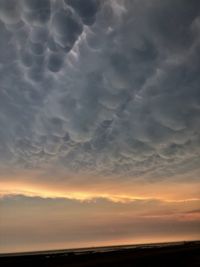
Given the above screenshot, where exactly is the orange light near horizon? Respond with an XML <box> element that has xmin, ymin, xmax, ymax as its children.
<box><xmin>0</xmin><ymin>179</ymin><xmax>200</xmax><ymax>204</ymax></box>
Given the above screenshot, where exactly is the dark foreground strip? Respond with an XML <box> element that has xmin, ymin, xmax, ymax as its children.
<box><xmin>1</xmin><ymin>242</ymin><xmax>200</xmax><ymax>267</ymax></box>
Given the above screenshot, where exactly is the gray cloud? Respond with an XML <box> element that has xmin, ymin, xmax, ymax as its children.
<box><xmin>51</xmin><ymin>8</ymin><xmax>83</xmax><ymax>51</ymax></box>
<box><xmin>65</xmin><ymin>0</ymin><xmax>100</xmax><ymax>25</ymax></box>
<box><xmin>0</xmin><ymin>0</ymin><xmax>200</xmax><ymax>179</ymax></box>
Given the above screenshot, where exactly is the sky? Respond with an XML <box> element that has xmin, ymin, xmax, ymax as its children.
<box><xmin>0</xmin><ymin>0</ymin><xmax>200</xmax><ymax>253</ymax></box>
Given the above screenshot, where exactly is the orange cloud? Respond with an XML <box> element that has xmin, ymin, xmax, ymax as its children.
<box><xmin>0</xmin><ymin>169</ymin><xmax>200</xmax><ymax>203</ymax></box>
<box><xmin>1</xmin><ymin>170</ymin><xmax>199</xmax><ymax>254</ymax></box>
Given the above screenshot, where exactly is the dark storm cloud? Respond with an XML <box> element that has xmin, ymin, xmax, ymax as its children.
<box><xmin>65</xmin><ymin>0</ymin><xmax>100</xmax><ymax>25</ymax></box>
<box><xmin>0</xmin><ymin>0</ymin><xmax>200</xmax><ymax>179</ymax></box>
<box><xmin>51</xmin><ymin>8</ymin><xmax>83</xmax><ymax>50</ymax></box>
<box><xmin>21</xmin><ymin>0</ymin><xmax>51</xmax><ymax>26</ymax></box>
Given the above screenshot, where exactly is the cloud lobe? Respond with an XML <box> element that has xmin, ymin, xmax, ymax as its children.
<box><xmin>0</xmin><ymin>0</ymin><xmax>200</xmax><ymax>181</ymax></box>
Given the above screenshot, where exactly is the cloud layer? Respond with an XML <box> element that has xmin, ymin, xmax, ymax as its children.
<box><xmin>1</xmin><ymin>194</ymin><xmax>200</xmax><ymax>253</ymax></box>
<box><xmin>0</xmin><ymin>0</ymin><xmax>200</xmax><ymax>180</ymax></box>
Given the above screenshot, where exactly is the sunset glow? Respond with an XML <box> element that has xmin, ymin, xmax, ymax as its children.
<box><xmin>0</xmin><ymin>0</ymin><xmax>200</xmax><ymax>254</ymax></box>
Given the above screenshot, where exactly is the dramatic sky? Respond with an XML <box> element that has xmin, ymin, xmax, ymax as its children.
<box><xmin>0</xmin><ymin>0</ymin><xmax>200</xmax><ymax>253</ymax></box>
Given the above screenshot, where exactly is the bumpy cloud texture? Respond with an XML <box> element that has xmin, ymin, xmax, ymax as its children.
<box><xmin>0</xmin><ymin>0</ymin><xmax>200</xmax><ymax>179</ymax></box>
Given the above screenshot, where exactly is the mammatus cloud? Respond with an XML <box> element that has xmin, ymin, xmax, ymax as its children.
<box><xmin>1</xmin><ymin>1</ymin><xmax>200</xmax><ymax>254</ymax></box>
<box><xmin>0</xmin><ymin>0</ymin><xmax>200</xmax><ymax>181</ymax></box>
